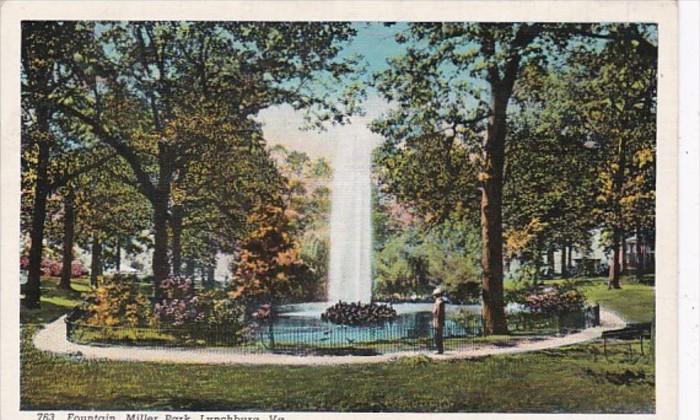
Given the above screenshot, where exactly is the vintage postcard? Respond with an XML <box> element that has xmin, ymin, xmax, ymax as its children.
<box><xmin>0</xmin><ymin>1</ymin><xmax>681</xmax><ymax>419</ymax></box>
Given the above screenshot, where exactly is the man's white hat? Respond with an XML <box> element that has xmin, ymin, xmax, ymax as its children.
<box><xmin>432</xmin><ymin>287</ymin><xmax>443</xmax><ymax>296</ymax></box>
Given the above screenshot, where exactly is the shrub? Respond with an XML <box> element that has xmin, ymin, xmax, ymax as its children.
<box><xmin>398</xmin><ymin>354</ymin><xmax>432</xmax><ymax>368</ymax></box>
<box><xmin>153</xmin><ymin>276</ymin><xmax>200</xmax><ymax>326</ymax></box>
<box><xmin>110</xmin><ymin>273</ymin><xmax>141</xmax><ymax>283</ymax></box>
<box><xmin>196</xmin><ymin>289</ymin><xmax>246</xmax><ymax>330</ymax></box>
<box><xmin>40</xmin><ymin>258</ymin><xmax>62</xmax><ymax>277</ymax></box>
<box><xmin>230</xmin><ymin>204</ymin><xmax>312</xmax><ymax>305</ymax></box>
<box><xmin>321</xmin><ymin>301</ymin><xmax>397</xmax><ymax>326</ymax></box>
<box><xmin>450</xmin><ymin>309</ymin><xmax>483</xmax><ymax>332</ymax></box>
<box><xmin>448</xmin><ymin>280</ymin><xmax>481</xmax><ymax>304</ymax></box>
<box><xmin>523</xmin><ymin>286</ymin><xmax>586</xmax><ymax>314</ymax></box>
<box><xmin>21</xmin><ymin>256</ymin><xmax>88</xmax><ymax>278</ymax></box>
<box><xmin>154</xmin><ymin>276</ymin><xmax>246</xmax><ymax>340</ymax></box>
<box><xmin>81</xmin><ymin>279</ymin><xmax>152</xmax><ymax>327</ymax></box>
<box><xmin>70</xmin><ymin>261</ymin><xmax>89</xmax><ymax>278</ymax></box>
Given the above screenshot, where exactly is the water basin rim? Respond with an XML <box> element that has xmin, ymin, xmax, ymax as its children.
<box><xmin>277</xmin><ymin>301</ymin><xmax>486</xmax><ymax>318</ymax></box>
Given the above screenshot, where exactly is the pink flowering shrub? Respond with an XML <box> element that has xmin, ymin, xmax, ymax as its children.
<box><xmin>70</xmin><ymin>261</ymin><xmax>89</xmax><ymax>277</ymax></box>
<box><xmin>154</xmin><ymin>276</ymin><xmax>245</xmax><ymax>332</ymax></box>
<box><xmin>40</xmin><ymin>258</ymin><xmax>62</xmax><ymax>277</ymax></box>
<box><xmin>153</xmin><ymin>277</ymin><xmax>201</xmax><ymax>326</ymax></box>
<box><xmin>523</xmin><ymin>285</ymin><xmax>586</xmax><ymax>314</ymax></box>
<box><xmin>74</xmin><ymin>276</ymin><xmax>245</xmax><ymax>344</ymax></box>
<box><xmin>20</xmin><ymin>256</ymin><xmax>88</xmax><ymax>278</ymax></box>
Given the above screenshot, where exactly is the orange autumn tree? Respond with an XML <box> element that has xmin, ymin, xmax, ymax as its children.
<box><xmin>230</xmin><ymin>204</ymin><xmax>311</xmax><ymax>308</ymax></box>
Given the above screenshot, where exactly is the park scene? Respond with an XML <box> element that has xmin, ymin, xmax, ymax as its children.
<box><xmin>20</xmin><ymin>22</ymin><xmax>656</xmax><ymax>413</ymax></box>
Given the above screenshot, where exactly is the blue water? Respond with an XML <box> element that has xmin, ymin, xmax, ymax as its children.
<box><xmin>269</xmin><ymin>302</ymin><xmax>482</xmax><ymax>345</ymax></box>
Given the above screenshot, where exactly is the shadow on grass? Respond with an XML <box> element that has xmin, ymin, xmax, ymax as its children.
<box><xmin>582</xmin><ymin>367</ymin><xmax>653</xmax><ymax>386</ymax></box>
<box><xmin>21</xmin><ymin>299</ymin><xmax>77</xmax><ymax>324</ymax></box>
<box><xmin>20</xmin><ymin>278</ymin><xmax>87</xmax><ymax>325</ymax></box>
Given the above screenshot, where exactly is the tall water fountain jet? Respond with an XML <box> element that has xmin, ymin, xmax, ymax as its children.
<box><xmin>328</xmin><ymin>134</ymin><xmax>373</xmax><ymax>303</ymax></box>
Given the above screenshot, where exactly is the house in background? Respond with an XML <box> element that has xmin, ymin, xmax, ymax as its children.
<box><xmin>623</xmin><ymin>235</ymin><xmax>655</xmax><ymax>274</ymax></box>
<box><xmin>519</xmin><ymin>230</ymin><xmax>656</xmax><ymax>279</ymax></box>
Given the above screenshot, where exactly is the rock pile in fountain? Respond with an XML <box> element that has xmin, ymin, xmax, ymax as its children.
<box><xmin>321</xmin><ymin>301</ymin><xmax>397</xmax><ymax>326</ymax></box>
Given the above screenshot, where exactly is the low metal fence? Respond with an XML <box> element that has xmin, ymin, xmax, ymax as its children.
<box><xmin>507</xmin><ymin>304</ymin><xmax>599</xmax><ymax>335</ymax></box>
<box><xmin>64</xmin><ymin>305</ymin><xmax>599</xmax><ymax>355</ymax></box>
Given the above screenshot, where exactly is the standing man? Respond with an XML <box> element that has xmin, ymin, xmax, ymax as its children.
<box><xmin>432</xmin><ymin>287</ymin><xmax>446</xmax><ymax>354</ymax></box>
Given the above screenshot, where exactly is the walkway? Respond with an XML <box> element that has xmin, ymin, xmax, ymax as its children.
<box><xmin>33</xmin><ymin>309</ymin><xmax>625</xmax><ymax>366</ymax></box>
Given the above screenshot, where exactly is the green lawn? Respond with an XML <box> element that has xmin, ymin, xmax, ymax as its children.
<box><xmin>21</xmin><ymin>325</ymin><xmax>653</xmax><ymax>412</ymax></box>
<box><xmin>536</xmin><ymin>275</ymin><xmax>655</xmax><ymax>324</ymax></box>
<box><xmin>19</xmin><ymin>274</ymin><xmax>655</xmax><ymax>412</ymax></box>
<box><xmin>21</xmin><ymin>276</ymin><xmax>153</xmax><ymax>324</ymax></box>
<box><xmin>581</xmin><ymin>281</ymin><xmax>655</xmax><ymax>324</ymax></box>
<box><xmin>20</xmin><ymin>277</ymin><xmax>90</xmax><ymax>324</ymax></box>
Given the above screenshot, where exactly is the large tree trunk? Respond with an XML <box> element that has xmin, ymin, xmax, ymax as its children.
<box><xmin>480</xmin><ymin>83</ymin><xmax>509</xmax><ymax>335</ymax></box>
<box><xmin>560</xmin><ymin>241</ymin><xmax>568</xmax><ymax>278</ymax></box>
<box><xmin>171</xmin><ymin>205</ymin><xmax>183</xmax><ymax>277</ymax></box>
<box><xmin>546</xmin><ymin>248</ymin><xmax>555</xmax><ymax>277</ymax></box>
<box><xmin>608</xmin><ymin>228</ymin><xmax>622</xmax><ymax>289</ymax></box>
<box><xmin>621</xmin><ymin>237</ymin><xmax>628</xmax><ymax>275</ymax></box>
<box><xmin>152</xmin><ymin>143</ymin><xmax>173</xmax><ymax>298</ymax></box>
<box><xmin>24</xmin><ymin>108</ymin><xmax>52</xmax><ymax>309</ymax></box>
<box><xmin>636</xmin><ymin>224</ymin><xmax>644</xmax><ymax>282</ymax></box>
<box><xmin>206</xmin><ymin>264</ymin><xmax>215</xmax><ymax>288</ymax></box>
<box><xmin>567</xmin><ymin>244</ymin><xmax>573</xmax><ymax>274</ymax></box>
<box><xmin>58</xmin><ymin>187</ymin><xmax>75</xmax><ymax>290</ymax></box>
<box><xmin>185</xmin><ymin>258</ymin><xmax>195</xmax><ymax>278</ymax></box>
<box><xmin>115</xmin><ymin>238</ymin><xmax>121</xmax><ymax>273</ymax></box>
<box><xmin>152</xmin><ymin>195</ymin><xmax>170</xmax><ymax>297</ymax></box>
<box><xmin>608</xmin><ymin>135</ymin><xmax>626</xmax><ymax>289</ymax></box>
<box><xmin>90</xmin><ymin>235</ymin><xmax>103</xmax><ymax>286</ymax></box>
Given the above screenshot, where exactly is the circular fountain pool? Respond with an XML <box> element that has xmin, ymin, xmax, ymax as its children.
<box><xmin>268</xmin><ymin>302</ymin><xmax>483</xmax><ymax>346</ymax></box>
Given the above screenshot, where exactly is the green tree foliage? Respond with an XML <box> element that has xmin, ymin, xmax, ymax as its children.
<box><xmin>504</xmin><ymin>64</ymin><xmax>599</xmax><ymax>270</ymax></box>
<box><xmin>564</xmin><ymin>25</ymin><xmax>657</xmax><ymax>288</ymax></box>
<box><xmin>374</xmin><ymin>216</ymin><xmax>481</xmax><ymax>303</ymax></box>
<box><xmin>21</xmin><ymin>21</ymin><xmax>115</xmax><ymax>306</ymax></box>
<box><xmin>40</xmin><ymin>21</ymin><xmax>359</xmax><ymax>296</ymax></box>
<box><xmin>72</xmin><ymin>158</ymin><xmax>151</xmax><ymax>285</ymax></box>
<box><xmin>167</xmin><ymin>105</ymin><xmax>284</xmax><ymax>279</ymax></box>
<box><xmin>372</xmin><ymin>23</ymin><xmax>567</xmax><ymax>333</ymax></box>
<box><xmin>370</xmin><ymin>22</ymin><xmax>656</xmax><ymax>332</ymax></box>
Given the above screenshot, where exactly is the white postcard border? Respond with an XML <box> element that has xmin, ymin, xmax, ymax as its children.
<box><xmin>1</xmin><ymin>1</ymin><xmax>680</xmax><ymax>419</ymax></box>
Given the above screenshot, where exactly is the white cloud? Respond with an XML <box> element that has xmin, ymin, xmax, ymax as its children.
<box><xmin>256</xmin><ymin>93</ymin><xmax>392</xmax><ymax>162</ymax></box>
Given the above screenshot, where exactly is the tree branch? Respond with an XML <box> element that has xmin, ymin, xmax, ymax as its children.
<box><xmin>54</xmin><ymin>101</ymin><xmax>158</xmax><ymax>202</ymax></box>
<box><xmin>50</xmin><ymin>151</ymin><xmax>116</xmax><ymax>190</ymax></box>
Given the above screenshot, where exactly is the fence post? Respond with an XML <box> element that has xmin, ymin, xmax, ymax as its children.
<box><xmin>650</xmin><ymin>316</ymin><xmax>655</xmax><ymax>361</ymax></box>
<box><xmin>65</xmin><ymin>318</ymin><xmax>72</xmax><ymax>341</ymax></box>
<box><xmin>603</xmin><ymin>336</ymin><xmax>607</xmax><ymax>358</ymax></box>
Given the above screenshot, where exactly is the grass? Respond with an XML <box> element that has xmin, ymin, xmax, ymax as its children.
<box><xmin>259</xmin><ymin>335</ymin><xmax>529</xmax><ymax>356</ymax></box>
<box><xmin>19</xmin><ymin>273</ymin><xmax>656</xmax><ymax>412</ymax></box>
<box><xmin>21</xmin><ymin>324</ymin><xmax>654</xmax><ymax>412</ymax></box>
<box><xmin>537</xmin><ymin>275</ymin><xmax>655</xmax><ymax>324</ymax></box>
<box><xmin>20</xmin><ymin>277</ymin><xmax>90</xmax><ymax>324</ymax></box>
<box><xmin>580</xmin><ymin>281</ymin><xmax>655</xmax><ymax>324</ymax></box>
<box><xmin>20</xmin><ymin>276</ymin><xmax>153</xmax><ymax>325</ymax></box>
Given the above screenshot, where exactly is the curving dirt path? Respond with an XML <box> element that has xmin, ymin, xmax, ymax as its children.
<box><xmin>33</xmin><ymin>308</ymin><xmax>625</xmax><ymax>366</ymax></box>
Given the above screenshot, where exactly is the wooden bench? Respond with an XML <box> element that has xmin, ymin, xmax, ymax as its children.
<box><xmin>601</xmin><ymin>322</ymin><xmax>652</xmax><ymax>357</ymax></box>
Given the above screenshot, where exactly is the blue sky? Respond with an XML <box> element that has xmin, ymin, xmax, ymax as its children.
<box><xmin>343</xmin><ymin>22</ymin><xmax>407</xmax><ymax>74</ymax></box>
<box><xmin>259</xmin><ymin>23</ymin><xmax>408</xmax><ymax>160</ymax></box>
